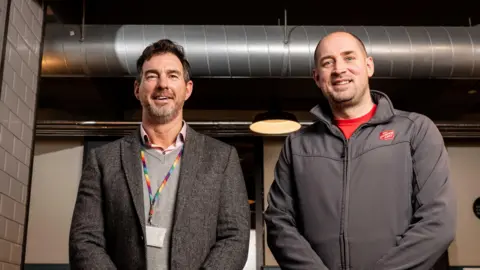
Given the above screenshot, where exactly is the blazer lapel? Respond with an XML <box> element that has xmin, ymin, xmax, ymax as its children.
<box><xmin>172</xmin><ymin>125</ymin><xmax>204</xmax><ymax>226</ymax></box>
<box><xmin>121</xmin><ymin>129</ymin><xmax>146</xmax><ymax>237</ymax></box>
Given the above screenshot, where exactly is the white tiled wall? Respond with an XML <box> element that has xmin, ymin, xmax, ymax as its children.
<box><xmin>0</xmin><ymin>0</ymin><xmax>43</xmax><ymax>269</ymax></box>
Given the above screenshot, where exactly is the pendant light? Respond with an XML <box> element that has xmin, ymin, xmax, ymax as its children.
<box><xmin>249</xmin><ymin>110</ymin><xmax>301</xmax><ymax>135</ymax></box>
<box><xmin>250</xmin><ymin>75</ymin><xmax>301</xmax><ymax>135</ymax></box>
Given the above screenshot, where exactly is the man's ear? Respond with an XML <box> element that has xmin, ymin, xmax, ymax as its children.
<box><xmin>312</xmin><ymin>69</ymin><xmax>318</xmax><ymax>82</ymax></box>
<box><xmin>366</xmin><ymin>56</ymin><xmax>375</xmax><ymax>78</ymax></box>
<box><xmin>134</xmin><ymin>80</ymin><xmax>140</xmax><ymax>100</ymax></box>
<box><xmin>312</xmin><ymin>69</ymin><xmax>322</xmax><ymax>88</ymax></box>
<box><xmin>185</xmin><ymin>80</ymin><xmax>193</xmax><ymax>101</ymax></box>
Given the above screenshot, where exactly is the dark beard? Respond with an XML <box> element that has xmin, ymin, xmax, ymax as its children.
<box><xmin>329</xmin><ymin>84</ymin><xmax>369</xmax><ymax>107</ymax></box>
<box><xmin>331</xmin><ymin>95</ymin><xmax>355</xmax><ymax>105</ymax></box>
<box><xmin>328</xmin><ymin>94</ymin><xmax>357</xmax><ymax>112</ymax></box>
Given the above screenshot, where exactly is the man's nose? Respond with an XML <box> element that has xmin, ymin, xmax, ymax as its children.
<box><xmin>156</xmin><ymin>74</ymin><xmax>168</xmax><ymax>89</ymax></box>
<box><xmin>333</xmin><ymin>61</ymin><xmax>347</xmax><ymax>74</ymax></box>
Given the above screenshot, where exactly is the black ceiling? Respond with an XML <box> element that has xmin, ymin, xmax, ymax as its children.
<box><xmin>45</xmin><ymin>0</ymin><xmax>479</xmax><ymax>26</ymax></box>
<box><xmin>37</xmin><ymin>76</ymin><xmax>480</xmax><ymax>122</ymax></box>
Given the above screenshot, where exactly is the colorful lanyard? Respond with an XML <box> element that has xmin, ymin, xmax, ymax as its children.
<box><xmin>141</xmin><ymin>147</ymin><xmax>184</xmax><ymax>225</ymax></box>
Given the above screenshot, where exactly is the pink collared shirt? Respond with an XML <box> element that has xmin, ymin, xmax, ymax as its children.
<box><xmin>140</xmin><ymin>121</ymin><xmax>187</xmax><ymax>155</ymax></box>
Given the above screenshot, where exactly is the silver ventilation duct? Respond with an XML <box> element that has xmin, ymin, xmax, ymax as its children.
<box><xmin>41</xmin><ymin>24</ymin><xmax>480</xmax><ymax>79</ymax></box>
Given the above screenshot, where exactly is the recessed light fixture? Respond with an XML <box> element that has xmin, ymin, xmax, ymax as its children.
<box><xmin>468</xmin><ymin>89</ymin><xmax>477</xmax><ymax>94</ymax></box>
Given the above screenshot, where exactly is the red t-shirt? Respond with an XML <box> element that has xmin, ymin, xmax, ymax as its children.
<box><xmin>335</xmin><ymin>105</ymin><xmax>377</xmax><ymax>139</ymax></box>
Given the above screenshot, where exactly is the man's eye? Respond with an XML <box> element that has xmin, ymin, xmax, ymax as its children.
<box><xmin>322</xmin><ymin>60</ymin><xmax>332</xmax><ymax>67</ymax></box>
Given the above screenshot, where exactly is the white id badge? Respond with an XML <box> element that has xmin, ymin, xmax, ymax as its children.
<box><xmin>146</xmin><ymin>226</ymin><xmax>167</xmax><ymax>248</ymax></box>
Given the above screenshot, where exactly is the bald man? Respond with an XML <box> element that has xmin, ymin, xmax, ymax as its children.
<box><xmin>264</xmin><ymin>32</ymin><xmax>456</xmax><ymax>270</ymax></box>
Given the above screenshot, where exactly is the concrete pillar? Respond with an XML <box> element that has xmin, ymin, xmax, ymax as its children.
<box><xmin>0</xmin><ymin>0</ymin><xmax>44</xmax><ymax>268</ymax></box>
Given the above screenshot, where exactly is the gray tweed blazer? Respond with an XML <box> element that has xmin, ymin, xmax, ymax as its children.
<box><xmin>69</xmin><ymin>125</ymin><xmax>250</xmax><ymax>270</ymax></box>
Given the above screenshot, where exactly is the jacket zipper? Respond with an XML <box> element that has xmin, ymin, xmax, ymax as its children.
<box><xmin>340</xmin><ymin>141</ymin><xmax>349</xmax><ymax>270</ymax></box>
<box><xmin>343</xmin><ymin>124</ymin><xmax>374</xmax><ymax>270</ymax></box>
<box><xmin>339</xmin><ymin>124</ymin><xmax>370</xmax><ymax>270</ymax></box>
<box><xmin>324</xmin><ymin>122</ymin><xmax>372</xmax><ymax>270</ymax></box>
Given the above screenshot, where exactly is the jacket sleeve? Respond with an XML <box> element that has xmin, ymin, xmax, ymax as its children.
<box><xmin>69</xmin><ymin>149</ymin><xmax>117</xmax><ymax>270</ymax></box>
<box><xmin>201</xmin><ymin>146</ymin><xmax>250</xmax><ymax>270</ymax></box>
<box><xmin>264</xmin><ymin>136</ymin><xmax>329</xmax><ymax>270</ymax></box>
<box><xmin>374</xmin><ymin>116</ymin><xmax>457</xmax><ymax>270</ymax></box>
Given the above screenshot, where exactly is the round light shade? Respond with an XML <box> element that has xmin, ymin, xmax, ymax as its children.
<box><xmin>249</xmin><ymin>111</ymin><xmax>301</xmax><ymax>135</ymax></box>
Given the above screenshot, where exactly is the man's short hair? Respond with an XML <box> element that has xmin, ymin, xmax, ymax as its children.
<box><xmin>314</xmin><ymin>31</ymin><xmax>368</xmax><ymax>67</ymax></box>
<box><xmin>136</xmin><ymin>39</ymin><xmax>191</xmax><ymax>82</ymax></box>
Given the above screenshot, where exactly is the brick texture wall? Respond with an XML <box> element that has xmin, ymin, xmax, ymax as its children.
<box><xmin>0</xmin><ymin>0</ymin><xmax>43</xmax><ymax>269</ymax></box>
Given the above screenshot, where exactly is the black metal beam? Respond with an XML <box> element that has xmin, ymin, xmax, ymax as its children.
<box><xmin>35</xmin><ymin>121</ymin><xmax>480</xmax><ymax>139</ymax></box>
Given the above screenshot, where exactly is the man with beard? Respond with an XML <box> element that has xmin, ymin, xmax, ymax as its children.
<box><xmin>264</xmin><ymin>32</ymin><xmax>456</xmax><ymax>270</ymax></box>
<box><xmin>69</xmin><ymin>39</ymin><xmax>250</xmax><ymax>270</ymax></box>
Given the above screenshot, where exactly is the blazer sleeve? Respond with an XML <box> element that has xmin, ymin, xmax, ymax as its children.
<box><xmin>201</xmin><ymin>146</ymin><xmax>251</xmax><ymax>270</ymax></box>
<box><xmin>264</xmin><ymin>136</ymin><xmax>329</xmax><ymax>270</ymax></box>
<box><xmin>374</xmin><ymin>115</ymin><xmax>457</xmax><ymax>270</ymax></box>
<box><xmin>69</xmin><ymin>149</ymin><xmax>117</xmax><ymax>270</ymax></box>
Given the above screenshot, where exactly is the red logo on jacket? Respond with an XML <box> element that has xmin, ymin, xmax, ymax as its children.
<box><xmin>379</xmin><ymin>130</ymin><xmax>395</xmax><ymax>141</ymax></box>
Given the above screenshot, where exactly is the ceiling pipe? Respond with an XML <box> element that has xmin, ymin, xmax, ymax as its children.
<box><xmin>41</xmin><ymin>24</ymin><xmax>480</xmax><ymax>79</ymax></box>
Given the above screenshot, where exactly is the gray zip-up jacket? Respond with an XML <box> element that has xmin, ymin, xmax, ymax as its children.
<box><xmin>264</xmin><ymin>90</ymin><xmax>456</xmax><ymax>270</ymax></box>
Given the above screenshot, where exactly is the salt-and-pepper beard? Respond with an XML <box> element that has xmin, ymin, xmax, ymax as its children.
<box><xmin>141</xmin><ymin>94</ymin><xmax>184</xmax><ymax>124</ymax></box>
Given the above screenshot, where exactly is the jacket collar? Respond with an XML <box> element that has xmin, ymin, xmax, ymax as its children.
<box><xmin>310</xmin><ymin>90</ymin><xmax>396</xmax><ymax>126</ymax></box>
